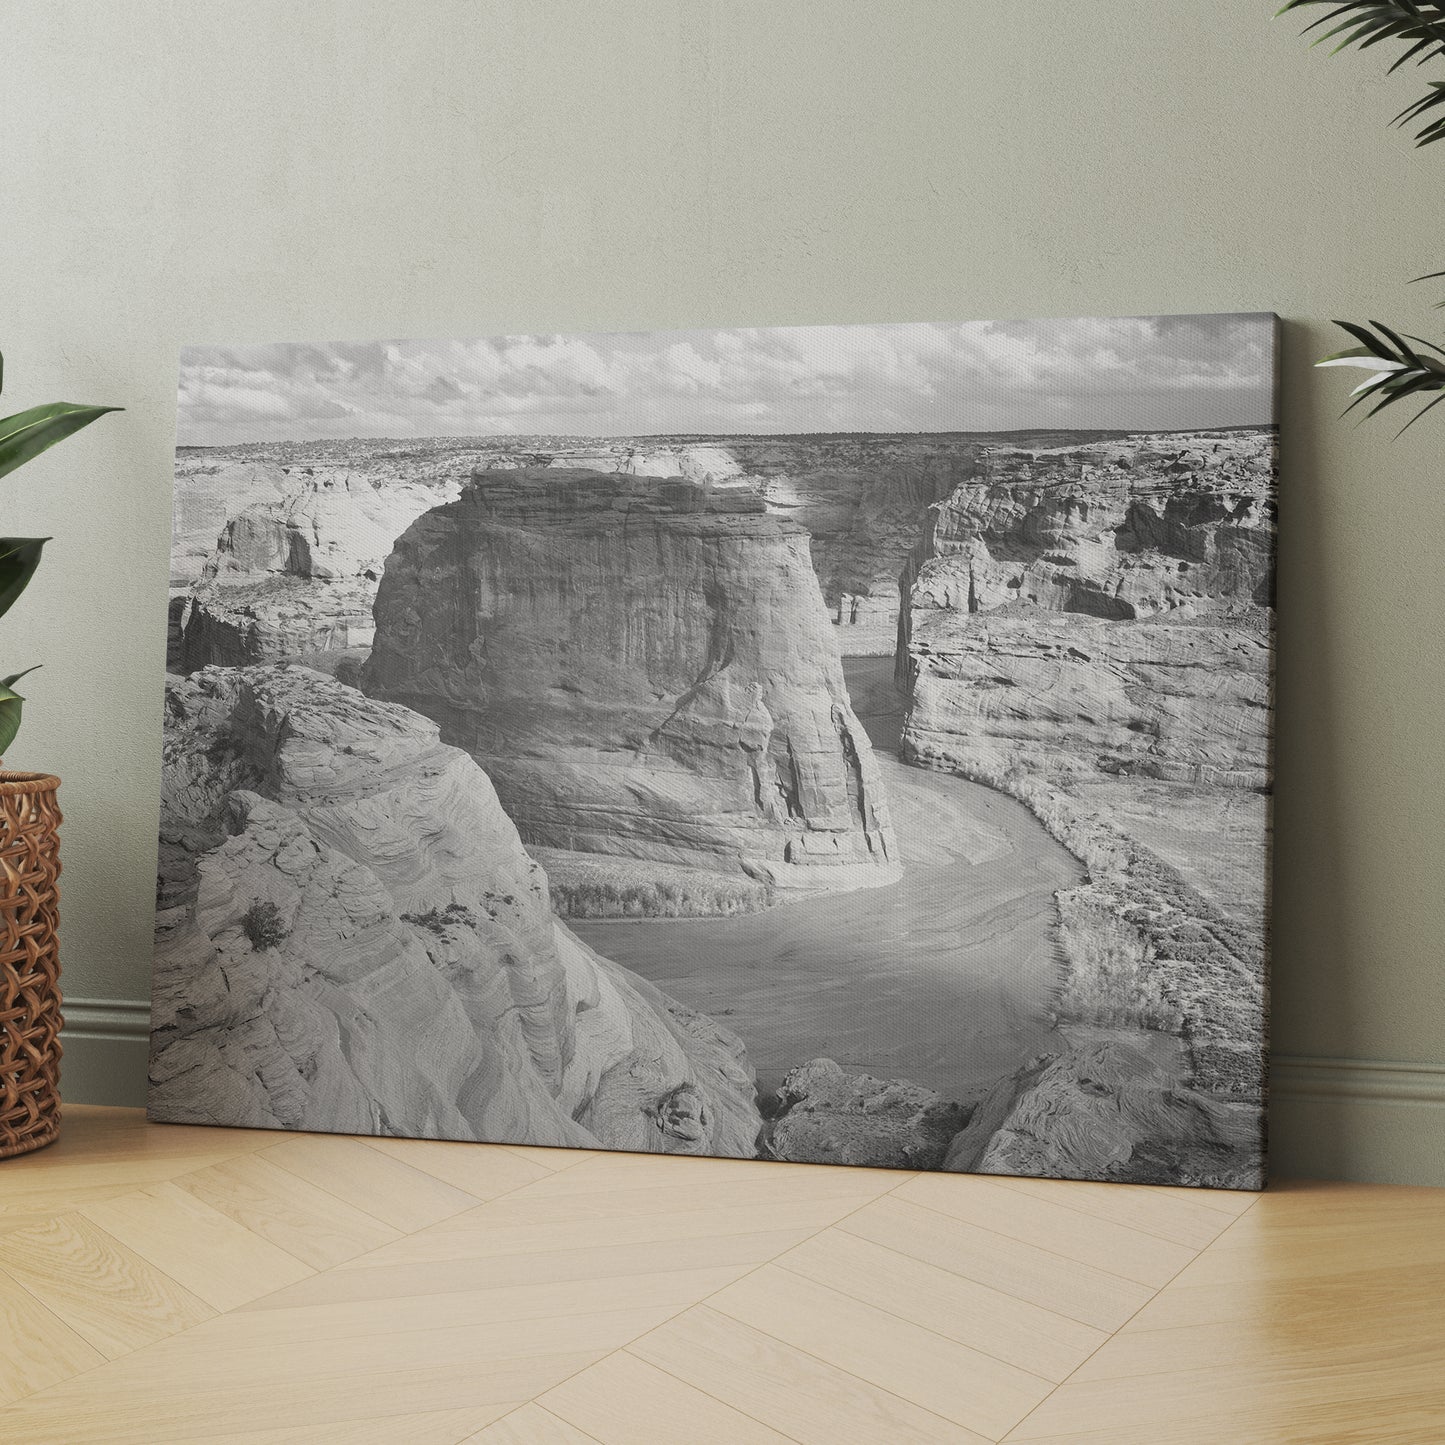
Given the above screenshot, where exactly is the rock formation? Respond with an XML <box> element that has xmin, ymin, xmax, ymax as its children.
<box><xmin>484</xmin><ymin>438</ymin><xmax>996</xmax><ymax>652</ymax></box>
<box><xmin>896</xmin><ymin>429</ymin><xmax>1274</xmax><ymax>1159</ymax></box>
<box><xmin>904</xmin><ymin>612</ymin><xmax>1272</xmax><ymax>788</ymax></box>
<box><xmin>898</xmin><ymin>430</ymin><xmax>1277</xmax><ymax>783</ymax></box>
<box><xmin>769</xmin><ymin>1058</ymin><xmax>969</xmax><ymax>1170</ymax></box>
<box><xmin>170</xmin><ymin>436</ymin><xmax>1018</xmax><ymax>684</ymax></box>
<box><xmin>149</xmin><ymin>664</ymin><xmax>761</xmax><ymax>1155</ymax></box>
<box><xmin>480</xmin><ymin>442</ymin><xmax>747</xmax><ymax>487</ymax></box>
<box><xmin>738</xmin><ymin>442</ymin><xmax>987</xmax><ymax>654</ymax></box>
<box><xmin>169</xmin><ymin>460</ymin><xmax>290</xmax><ymax>667</ymax></box>
<box><xmin>912</xmin><ymin>435</ymin><xmax>1274</xmax><ymax>622</ymax></box>
<box><xmin>170</xmin><ymin>459</ymin><xmax>289</xmax><ymax>588</ymax></box>
<box><xmin>362</xmin><ymin>469</ymin><xmax>899</xmax><ymax>907</ymax></box>
<box><xmin>943</xmin><ymin>1034</ymin><xmax>1263</xmax><ymax>1189</ymax></box>
<box><xmin>175</xmin><ymin>470</ymin><xmax>459</xmax><ymax>672</ymax></box>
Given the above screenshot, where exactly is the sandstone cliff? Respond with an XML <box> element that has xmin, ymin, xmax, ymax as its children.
<box><xmin>362</xmin><ymin>469</ymin><xmax>899</xmax><ymax>909</ymax></box>
<box><xmin>729</xmin><ymin>440</ymin><xmax>986</xmax><ymax>654</ymax></box>
<box><xmin>904</xmin><ymin>612</ymin><xmax>1272</xmax><ymax>789</ymax></box>
<box><xmin>175</xmin><ymin>471</ymin><xmax>459</xmax><ymax>672</ymax></box>
<box><xmin>149</xmin><ymin>665</ymin><xmax>761</xmax><ymax>1155</ymax></box>
<box><xmin>169</xmin><ymin>459</ymin><xmax>290</xmax><ymax>668</ymax></box>
<box><xmin>899</xmin><ymin>430</ymin><xmax>1276</xmax><ymax>784</ymax></box>
<box><xmin>911</xmin><ymin>435</ymin><xmax>1274</xmax><ymax>621</ymax></box>
<box><xmin>895</xmin><ymin>429</ymin><xmax>1274</xmax><ymax>1175</ymax></box>
<box><xmin>479</xmin><ymin>442</ymin><xmax>746</xmax><ymax>486</ymax></box>
<box><xmin>480</xmin><ymin>437</ymin><xmax>996</xmax><ymax>653</ymax></box>
<box><xmin>171</xmin><ymin>459</ymin><xmax>289</xmax><ymax>588</ymax></box>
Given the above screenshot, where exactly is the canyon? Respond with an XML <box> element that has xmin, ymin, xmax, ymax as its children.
<box><xmin>150</xmin><ymin>665</ymin><xmax>761</xmax><ymax>1155</ymax></box>
<box><xmin>174</xmin><ymin>434</ymin><xmax>1031</xmax><ymax>673</ymax></box>
<box><xmin>161</xmin><ymin>425</ymin><xmax>1274</xmax><ymax>1187</ymax></box>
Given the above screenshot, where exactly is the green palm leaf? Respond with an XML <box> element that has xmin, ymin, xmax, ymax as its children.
<box><xmin>1317</xmin><ymin>319</ymin><xmax>1445</xmax><ymax>432</ymax></box>
<box><xmin>1279</xmin><ymin>1</ymin><xmax>1445</xmax><ymax>142</ymax></box>
<box><xmin>0</xmin><ymin>400</ymin><xmax>124</xmax><ymax>483</ymax></box>
<box><xmin>0</xmin><ymin>668</ymin><xmax>41</xmax><ymax>757</ymax></box>
<box><xmin>0</xmin><ymin>538</ymin><xmax>48</xmax><ymax>623</ymax></box>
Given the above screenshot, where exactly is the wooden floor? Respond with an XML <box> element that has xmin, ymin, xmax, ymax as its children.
<box><xmin>0</xmin><ymin>1110</ymin><xmax>1441</xmax><ymax>1443</ymax></box>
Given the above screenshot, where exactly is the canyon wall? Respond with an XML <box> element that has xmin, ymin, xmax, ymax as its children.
<box><xmin>899</xmin><ymin>430</ymin><xmax>1276</xmax><ymax>785</ymax></box>
<box><xmin>479</xmin><ymin>436</ymin><xmax>1007</xmax><ymax>653</ymax></box>
<box><xmin>737</xmin><ymin>440</ymin><xmax>985</xmax><ymax>655</ymax></box>
<box><xmin>174</xmin><ymin>469</ymin><xmax>459</xmax><ymax>672</ymax></box>
<box><xmin>171</xmin><ymin>459</ymin><xmax>289</xmax><ymax>588</ymax></box>
<box><xmin>894</xmin><ymin>429</ymin><xmax>1275</xmax><ymax>1187</ymax></box>
<box><xmin>149</xmin><ymin>665</ymin><xmax>761</xmax><ymax>1156</ymax></box>
<box><xmin>363</xmin><ymin>469</ymin><xmax>899</xmax><ymax>908</ymax></box>
<box><xmin>171</xmin><ymin>436</ymin><xmax>1028</xmax><ymax>679</ymax></box>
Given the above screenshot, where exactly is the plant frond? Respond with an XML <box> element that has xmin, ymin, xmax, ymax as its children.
<box><xmin>1403</xmin><ymin>330</ymin><xmax>1445</xmax><ymax>359</ymax></box>
<box><xmin>1316</xmin><ymin>319</ymin><xmax>1445</xmax><ymax>429</ymax></box>
<box><xmin>1280</xmin><ymin>2</ymin><xmax>1445</xmax><ymax>142</ymax></box>
<box><xmin>1370</xmin><ymin>318</ymin><xmax>1426</xmax><ymax>365</ymax></box>
<box><xmin>1395</xmin><ymin>388</ymin><xmax>1445</xmax><ymax>432</ymax></box>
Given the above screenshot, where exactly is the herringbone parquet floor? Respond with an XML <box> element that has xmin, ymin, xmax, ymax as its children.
<box><xmin>1</xmin><ymin>1107</ymin><xmax>1441</xmax><ymax>1443</ymax></box>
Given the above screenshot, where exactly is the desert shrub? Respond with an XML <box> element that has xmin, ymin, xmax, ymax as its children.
<box><xmin>547</xmin><ymin>871</ymin><xmax>770</xmax><ymax>920</ymax></box>
<box><xmin>241</xmin><ymin>900</ymin><xmax>289</xmax><ymax>951</ymax></box>
<box><xmin>203</xmin><ymin>718</ymin><xmax>253</xmax><ymax>768</ymax></box>
<box><xmin>1055</xmin><ymin>888</ymin><xmax>1184</xmax><ymax>1033</ymax></box>
<box><xmin>401</xmin><ymin>902</ymin><xmax>478</xmax><ymax>936</ymax></box>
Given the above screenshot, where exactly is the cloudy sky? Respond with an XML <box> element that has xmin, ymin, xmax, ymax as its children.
<box><xmin>177</xmin><ymin>313</ymin><xmax>1277</xmax><ymax>446</ymax></box>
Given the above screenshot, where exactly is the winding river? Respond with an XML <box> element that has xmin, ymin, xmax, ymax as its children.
<box><xmin>572</xmin><ymin>658</ymin><xmax>1084</xmax><ymax>1107</ymax></box>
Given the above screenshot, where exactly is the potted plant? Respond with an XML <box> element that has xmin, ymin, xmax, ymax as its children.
<box><xmin>0</xmin><ymin>351</ymin><xmax>119</xmax><ymax>1157</ymax></box>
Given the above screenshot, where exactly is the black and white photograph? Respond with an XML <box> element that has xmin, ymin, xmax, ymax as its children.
<box><xmin>151</xmin><ymin>313</ymin><xmax>1277</xmax><ymax>1189</ymax></box>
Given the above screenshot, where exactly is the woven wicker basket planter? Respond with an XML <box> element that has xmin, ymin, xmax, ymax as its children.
<box><xmin>0</xmin><ymin>772</ymin><xmax>62</xmax><ymax>1160</ymax></box>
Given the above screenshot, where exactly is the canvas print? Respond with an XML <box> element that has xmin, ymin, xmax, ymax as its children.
<box><xmin>152</xmin><ymin>313</ymin><xmax>1276</xmax><ymax>1189</ymax></box>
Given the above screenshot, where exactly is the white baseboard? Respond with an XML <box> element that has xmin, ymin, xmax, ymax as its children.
<box><xmin>54</xmin><ymin>999</ymin><xmax>1445</xmax><ymax>1186</ymax></box>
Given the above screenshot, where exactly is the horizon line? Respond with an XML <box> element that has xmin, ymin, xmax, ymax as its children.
<box><xmin>177</xmin><ymin>421</ymin><xmax>1279</xmax><ymax>450</ymax></box>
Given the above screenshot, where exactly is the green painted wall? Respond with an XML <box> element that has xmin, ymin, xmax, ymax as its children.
<box><xmin>5</xmin><ymin>0</ymin><xmax>1443</xmax><ymax>1181</ymax></box>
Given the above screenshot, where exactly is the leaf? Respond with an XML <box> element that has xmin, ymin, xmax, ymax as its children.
<box><xmin>1315</xmin><ymin>318</ymin><xmax>1445</xmax><ymax>430</ymax></box>
<box><xmin>0</xmin><ymin>537</ymin><xmax>48</xmax><ymax>622</ymax></box>
<box><xmin>1395</xmin><ymin>388</ymin><xmax>1445</xmax><ymax>432</ymax></box>
<box><xmin>1338</xmin><ymin>369</ymin><xmax>1404</xmax><ymax>396</ymax></box>
<box><xmin>1280</xmin><ymin>2</ymin><xmax>1445</xmax><ymax>142</ymax></box>
<box><xmin>0</xmin><ymin>401</ymin><xmax>123</xmax><ymax>483</ymax></box>
<box><xmin>0</xmin><ymin>675</ymin><xmax>30</xmax><ymax>756</ymax></box>
<box><xmin>1334</xmin><ymin>318</ymin><xmax>1399</xmax><ymax>354</ymax></box>
<box><xmin>1317</xmin><ymin>350</ymin><xmax>1407</xmax><ymax>368</ymax></box>
<box><xmin>1403</xmin><ymin>330</ymin><xmax>1445</xmax><ymax>359</ymax></box>
<box><xmin>1370</xmin><ymin>318</ymin><xmax>1427</xmax><ymax>366</ymax></box>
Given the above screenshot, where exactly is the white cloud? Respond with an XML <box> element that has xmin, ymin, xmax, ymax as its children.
<box><xmin>177</xmin><ymin>313</ymin><xmax>1276</xmax><ymax>446</ymax></box>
